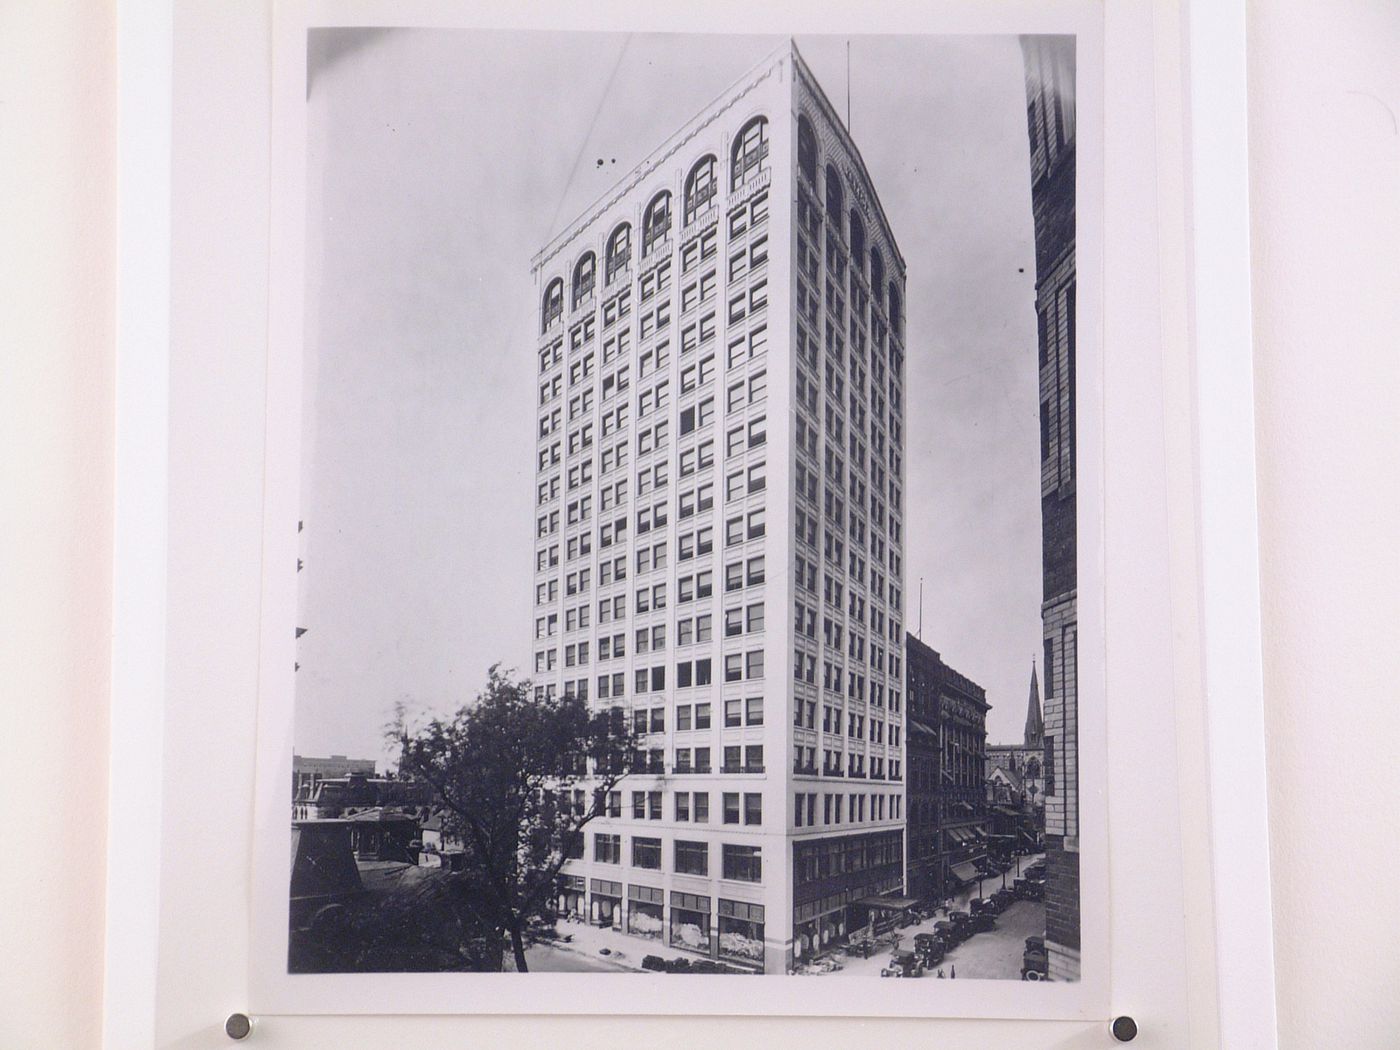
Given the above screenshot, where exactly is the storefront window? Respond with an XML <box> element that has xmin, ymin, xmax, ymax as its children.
<box><xmin>669</xmin><ymin>890</ymin><xmax>712</xmax><ymax>954</ymax></box>
<box><xmin>717</xmin><ymin>899</ymin><xmax>765</xmax><ymax>963</ymax></box>
<box><xmin>628</xmin><ymin>884</ymin><xmax>664</xmax><ymax>939</ymax></box>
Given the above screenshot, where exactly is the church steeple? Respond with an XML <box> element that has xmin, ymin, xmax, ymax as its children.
<box><xmin>1024</xmin><ymin>660</ymin><xmax>1045</xmax><ymax>748</ymax></box>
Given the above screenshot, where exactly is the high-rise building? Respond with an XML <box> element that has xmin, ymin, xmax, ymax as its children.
<box><xmin>905</xmin><ymin>634</ymin><xmax>989</xmax><ymax>904</ymax></box>
<box><xmin>1020</xmin><ymin>34</ymin><xmax>1079</xmax><ymax>982</ymax></box>
<box><xmin>529</xmin><ymin>41</ymin><xmax>908</xmax><ymax>973</ymax></box>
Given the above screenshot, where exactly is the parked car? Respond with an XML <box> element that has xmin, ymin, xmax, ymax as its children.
<box><xmin>1022</xmin><ymin>947</ymin><xmax>1049</xmax><ymax>980</ymax></box>
<box><xmin>934</xmin><ymin>919</ymin><xmax>963</xmax><ymax>947</ymax></box>
<box><xmin>948</xmin><ymin>911</ymin><xmax>974</xmax><ymax>939</ymax></box>
<box><xmin>969</xmin><ymin>897</ymin><xmax>993</xmax><ymax>917</ymax></box>
<box><xmin>1024</xmin><ymin>935</ymin><xmax>1045</xmax><ymax>954</ymax></box>
<box><xmin>913</xmin><ymin>932</ymin><xmax>946</xmax><ymax>967</ymax></box>
<box><xmin>880</xmin><ymin>949</ymin><xmax>926</xmax><ymax>978</ymax></box>
<box><xmin>991</xmin><ymin>888</ymin><xmax>1017</xmax><ymax>912</ymax></box>
<box><xmin>1025</xmin><ymin>861</ymin><xmax>1048</xmax><ymax>881</ymax></box>
<box><xmin>1014</xmin><ymin>878</ymin><xmax>1045</xmax><ymax>901</ymax></box>
<box><xmin>969</xmin><ymin>910</ymin><xmax>996</xmax><ymax>933</ymax></box>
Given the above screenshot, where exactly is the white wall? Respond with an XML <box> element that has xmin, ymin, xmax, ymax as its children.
<box><xmin>0</xmin><ymin>3</ymin><xmax>115</xmax><ymax>1049</ymax></box>
<box><xmin>3</xmin><ymin>2</ymin><xmax>1399</xmax><ymax>1048</ymax></box>
<box><xmin>1248</xmin><ymin>2</ymin><xmax>1400</xmax><ymax>1047</ymax></box>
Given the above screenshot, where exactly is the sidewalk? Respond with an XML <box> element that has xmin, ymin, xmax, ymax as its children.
<box><xmin>528</xmin><ymin>917</ymin><xmax>715</xmax><ymax>973</ymax></box>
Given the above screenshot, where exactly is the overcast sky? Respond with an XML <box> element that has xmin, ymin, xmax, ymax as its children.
<box><xmin>295</xmin><ymin>29</ymin><xmax>1047</xmax><ymax>765</ymax></box>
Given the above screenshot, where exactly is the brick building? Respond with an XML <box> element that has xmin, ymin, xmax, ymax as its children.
<box><xmin>1020</xmin><ymin>34</ymin><xmax>1079</xmax><ymax>981</ymax></box>
<box><xmin>905</xmin><ymin>633</ymin><xmax>989</xmax><ymax>904</ymax></box>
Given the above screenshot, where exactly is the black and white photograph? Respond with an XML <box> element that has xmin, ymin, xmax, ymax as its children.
<box><xmin>275</xmin><ymin>23</ymin><xmax>1087</xmax><ymax>999</ymax></box>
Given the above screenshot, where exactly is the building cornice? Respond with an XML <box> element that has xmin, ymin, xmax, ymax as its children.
<box><xmin>531</xmin><ymin>40</ymin><xmax>792</xmax><ymax>278</ymax></box>
<box><xmin>789</xmin><ymin>42</ymin><xmax>906</xmax><ymax>276</ymax></box>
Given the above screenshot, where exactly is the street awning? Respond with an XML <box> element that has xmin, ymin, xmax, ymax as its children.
<box><xmin>950</xmin><ymin>862</ymin><xmax>980</xmax><ymax>884</ymax></box>
<box><xmin>853</xmin><ymin>895</ymin><xmax>920</xmax><ymax>911</ymax></box>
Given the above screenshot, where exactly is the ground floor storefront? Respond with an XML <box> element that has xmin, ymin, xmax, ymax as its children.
<box><xmin>552</xmin><ymin>874</ymin><xmax>771</xmax><ymax>972</ymax></box>
<box><xmin>791</xmin><ymin>829</ymin><xmax>908</xmax><ymax>968</ymax></box>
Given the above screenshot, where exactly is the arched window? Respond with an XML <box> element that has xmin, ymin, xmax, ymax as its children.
<box><xmin>870</xmin><ymin>249</ymin><xmax>884</xmax><ymax>300</ymax></box>
<box><xmin>541</xmin><ymin>277</ymin><xmax>563</xmax><ymax>332</ymax></box>
<box><xmin>605</xmin><ymin>223</ymin><xmax>631</xmax><ymax>284</ymax></box>
<box><xmin>849</xmin><ymin>210</ymin><xmax>866</xmax><ymax>273</ymax></box>
<box><xmin>887</xmin><ymin>282</ymin><xmax>902</xmax><ymax>337</ymax></box>
<box><xmin>730</xmin><ymin>116</ymin><xmax>769</xmax><ymax>191</ymax></box>
<box><xmin>683</xmin><ymin>154</ymin><xmax>717</xmax><ymax>226</ymax></box>
<box><xmin>824</xmin><ymin>164</ymin><xmax>844</xmax><ymax>231</ymax></box>
<box><xmin>572</xmin><ymin>252</ymin><xmax>596</xmax><ymax>310</ymax></box>
<box><xmin>797</xmin><ymin>114</ymin><xmax>817</xmax><ymax>184</ymax></box>
<box><xmin>642</xmin><ymin>191</ymin><xmax>671</xmax><ymax>257</ymax></box>
<box><xmin>1026</xmin><ymin>757</ymin><xmax>1041</xmax><ymax>779</ymax></box>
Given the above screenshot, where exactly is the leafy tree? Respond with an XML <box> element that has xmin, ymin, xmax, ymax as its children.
<box><xmin>290</xmin><ymin>866</ymin><xmax>499</xmax><ymax>973</ymax></box>
<box><xmin>391</xmin><ymin>665</ymin><xmax>635</xmax><ymax>972</ymax></box>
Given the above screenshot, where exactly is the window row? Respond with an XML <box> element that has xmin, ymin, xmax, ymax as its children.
<box><xmin>541</xmin><ymin>116</ymin><xmax>771</xmax><ymax>332</ymax></box>
<box><xmin>589</xmin><ymin>833</ymin><xmax>762</xmax><ymax>883</ymax></box>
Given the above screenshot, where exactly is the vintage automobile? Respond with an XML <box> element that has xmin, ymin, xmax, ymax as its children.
<box><xmin>913</xmin><ymin>932</ymin><xmax>946</xmax><ymax>967</ymax></box>
<box><xmin>1025</xmin><ymin>861</ymin><xmax>1048</xmax><ymax>881</ymax></box>
<box><xmin>934</xmin><ymin>919</ymin><xmax>963</xmax><ymax>947</ymax></box>
<box><xmin>969</xmin><ymin>897</ymin><xmax>993</xmax><ymax>917</ymax></box>
<box><xmin>969</xmin><ymin>909</ymin><xmax>996</xmax><ymax>933</ymax></box>
<box><xmin>1025</xmin><ymin>935</ymin><xmax>1045</xmax><ymax>954</ymax></box>
<box><xmin>991</xmin><ymin>888</ymin><xmax>1017</xmax><ymax>912</ymax></box>
<box><xmin>1013</xmin><ymin>877</ymin><xmax>1045</xmax><ymax>901</ymax></box>
<box><xmin>880</xmin><ymin>949</ymin><xmax>926</xmax><ymax>978</ymax></box>
<box><xmin>948</xmin><ymin>911</ymin><xmax>974</xmax><ymax>939</ymax></box>
<box><xmin>1022</xmin><ymin>946</ymin><xmax>1049</xmax><ymax>981</ymax></box>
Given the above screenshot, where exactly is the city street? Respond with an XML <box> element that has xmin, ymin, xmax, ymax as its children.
<box><xmin>812</xmin><ymin>852</ymin><xmax>1047</xmax><ymax>980</ymax></box>
<box><xmin>813</xmin><ymin>899</ymin><xmax>1044</xmax><ymax>980</ymax></box>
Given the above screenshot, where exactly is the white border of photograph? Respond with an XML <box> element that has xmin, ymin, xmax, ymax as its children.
<box><xmin>104</xmin><ymin>0</ymin><xmax>1277</xmax><ymax>1046</ymax></box>
<box><xmin>252</xmin><ymin>1</ymin><xmax>1105</xmax><ymax>1020</ymax></box>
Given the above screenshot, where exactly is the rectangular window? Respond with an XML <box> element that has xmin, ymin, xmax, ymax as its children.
<box><xmin>744</xmin><ymin>744</ymin><xmax>763</xmax><ymax>772</ymax></box>
<box><xmin>725</xmin><ymin>607</ymin><xmax>743</xmax><ymax>637</ymax></box>
<box><xmin>594</xmin><ymin>833</ymin><xmax>621</xmax><ymax>864</ymax></box>
<box><xmin>723</xmin><ymin>792</ymin><xmax>741</xmax><ymax>824</ymax></box>
<box><xmin>721</xmin><ymin>844</ymin><xmax>762</xmax><ymax>883</ymax></box>
<box><xmin>632</xmin><ymin>836</ymin><xmax>662</xmax><ymax>870</ymax></box>
<box><xmin>743</xmin><ymin>793</ymin><xmax>762</xmax><ymax>825</ymax></box>
<box><xmin>746</xmin><ymin>650</ymin><xmax>765</xmax><ymax>679</ymax></box>
<box><xmin>746</xmin><ymin>603</ymin><xmax>765</xmax><ymax>633</ymax></box>
<box><xmin>675</xmin><ymin>840</ymin><xmax>708</xmax><ymax>876</ymax></box>
<box><xmin>745</xmin><ymin>696</ymin><xmax>764</xmax><ymax>725</ymax></box>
